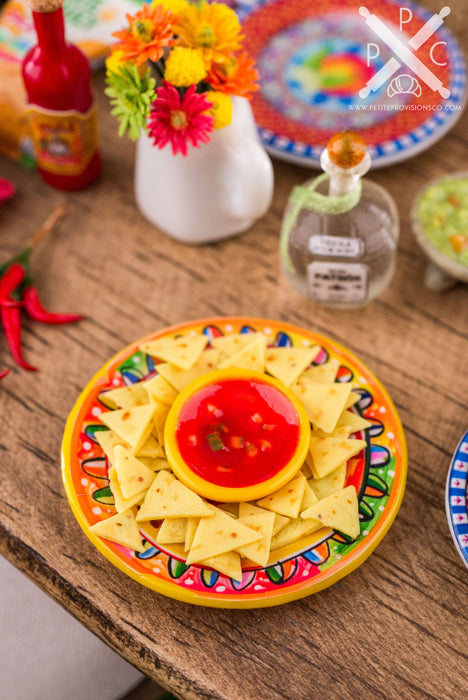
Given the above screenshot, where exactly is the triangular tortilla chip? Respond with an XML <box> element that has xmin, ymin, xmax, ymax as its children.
<box><xmin>156</xmin><ymin>518</ymin><xmax>186</xmax><ymax>544</ymax></box>
<box><xmin>151</xmin><ymin>398</ymin><xmax>170</xmax><ymax>445</ymax></box>
<box><xmin>299</xmin><ymin>358</ymin><xmax>340</xmax><ymax>384</ymax></box>
<box><xmin>308</xmin><ymin>436</ymin><xmax>366</xmax><ymax>479</ymax></box>
<box><xmin>113</xmin><ymin>444</ymin><xmax>156</xmax><ymax>499</ymax></box>
<box><xmin>236</xmin><ymin>513</ymin><xmax>275</xmax><ymax>567</ymax></box>
<box><xmin>336</xmin><ymin>410</ymin><xmax>372</xmax><ymax>434</ymax></box>
<box><xmin>95</xmin><ymin>429</ymin><xmax>127</xmax><ymax>465</ymax></box>
<box><xmin>217</xmin><ymin>337</ymin><xmax>265</xmax><ymax>373</ymax></box>
<box><xmin>256</xmin><ymin>474</ymin><xmax>307</xmax><ymax>519</ymax></box>
<box><xmin>101</xmin><ymin>382</ymin><xmax>149</xmax><ymax>410</ymax></box>
<box><xmin>344</xmin><ymin>389</ymin><xmax>360</xmax><ymax>409</ymax></box>
<box><xmin>89</xmin><ymin>508</ymin><xmax>144</xmax><ymax>552</ymax></box>
<box><xmin>301</xmin><ymin>481</ymin><xmax>318</xmax><ymax>511</ymax></box>
<box><xmin>309</xmin><ymin>463</ymin><xmax>347</xmax><ymax>501</ymax></box>
<box><xmin>300</xmin><ymin>485</ymin><xmax>360</xmax><ymax>539</ymax></box>
<box><xmin>144</xmin><ymin>374</ymin><xmax>178</xmax><ymax>406</ymax></box>
<box><xmin>210</xmin><ymin>333</ymin><xmax>266</xmax><ymax>359</ymax></box>
<box><xmin>198</xmin><ymin>551</ymin><xmax>243</xmax><ymax>582</ymax></box>
<box><xmin>186</xmin><ymin>507</ymin><xmax>262</xmax><ymax>564</ymax></box>
<box><xmin>138</xmin><ymin>477</ymin><xmax>214</xmax><ymax>521</ymax></box>
<box><xmin>140</xmin><ymin>334</ymin><xmax>208</xmax><ymax>370</ymax></box>
<box><xmin>133</xmin><ymin>434</ymin><xmax>165</xmax><ymax>458</ymax></box>
<box><xmin>156</xmin><ymin>349</ymin><xmax>220</xmax><ymax>391</ymax></box>
<box><xmin>140</xmin><ymin>457</ymin><xmax>171</xmax><ymax>472</ymax></box>
<box><xmin>99</xmin><ymin>404</ymin><xmax>156</xmax><ymax>454</ymax></box>
<box><xmin>238</xmin><ymin>502</ymin><xmax>288</xmax><ymax>536</ymax></box>
<box><xmin>184</xmin><ymin>517</ymin><xmax>199</xmax><ymax>552</ymax></box>
<box><xmin>270</xmin><ymin>515</ymin><xmax>323</xmax><ymax>550</ymax></box>
<box><xmin>292</xmin><ymin>380</ymin><xmax>351</xmax><ymax>433</ymax></box>
<box><xmin>136</xmin><ymin>469</ymin><xmax>176</xmax><ymax>521</ymax></box>
<box><xmin>109</xmin><ymin>467</ymin><xmax>147</xmax><ymax>513</ymax></box>
<box><xmin>264</xmin><ymin>346</ymin><xmax>320</xmax><ymax>387</ymax></box>
<box><xmin>310</xmin><ymin>426</ymin><xmax>354</xmax><ymax>439</ymax></box>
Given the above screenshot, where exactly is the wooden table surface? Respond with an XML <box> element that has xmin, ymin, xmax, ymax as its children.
<box><xmin>1</xmin><ymin>3</ymin><xmax>467</xmax><ymax>697</ymax></box>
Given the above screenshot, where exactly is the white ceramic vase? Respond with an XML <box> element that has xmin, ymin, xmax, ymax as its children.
<box><xmin>134</xmin><ymin>97</ymin><xmax>274</xmax><ymax>244</ymax></box>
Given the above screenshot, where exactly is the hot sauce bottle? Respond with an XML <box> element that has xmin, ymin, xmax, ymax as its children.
<box><xmin>22</xmin><ymin>0</ymin><xmax>101</xmax><ymax>190</ymax></box>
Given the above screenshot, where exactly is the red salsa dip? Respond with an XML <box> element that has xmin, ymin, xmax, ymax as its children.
<box><xmin>175</xmin><ymin>378</ymin><xmax>301</xmax><ymax>488</ymax></box>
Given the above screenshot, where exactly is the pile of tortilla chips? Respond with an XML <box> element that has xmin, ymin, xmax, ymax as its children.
<box><xmin>89</xmin><ymin>332</ymin><xmax>370</xmax><ymax>582</ymax></box>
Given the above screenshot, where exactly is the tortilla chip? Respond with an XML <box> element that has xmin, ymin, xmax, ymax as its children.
<box><xmin>264</xmin><ymin>346</ymin><xmax>320</xmax><ymax>387</ymax></box>
<box><xmin>210</xmin><ymin>332</ymin><xmax>266</xmax><ymax>359</ymax></box>
<box><xmin>186</xmin><ymin>507</ymin><xmax>262</xmax><ymax>564</ymax></box>
<box><xmin>138</xmin><ymin>476</ymin><xmax>214</xmax><ymax>521</ymax></box>
<box><xmin>309</xmin><ymin>463</ymin><xmax>347</xmax><ymax>501</ymax></box>
<box><xmin>141</xmin><ymin>457</ymin><xmax>171</xmax><ymax>472</ymax></box>
<box><xmin>102</xmin><ymin>382</ymin><xmax>149</xmax><ymax>410</ymax></box>
<box><xmin>299</xmin><ymin>358</ymin><xmax>340</xmax><ymax>384</ymax></box>
<box><xmin>256</xmin><ymin>474</ymin><xmax>307</xmax><ymax>519</ymax></box>
<box><xmin>95</xmin><ymin>429</ymin><xmax>127</xmax><ymax>464</ymax></box>
<box><xmin>301</xmin><ymin>481</ymin><xmax>318</xmax><ymax>510</ymax></box>
<box><xmin>270</xmin><ymin>515</ymin><xmax>323</xmax><ymax>550</ymax></box>
<box><xmin>344</xmin><ymin>390</ymin><xmax>360</xmax><ymax>409</ymax></box>
<box><xmin>156</xmin><ymin>349</ymin><xmax>220</xmax><ymax>391</ymax></box>
<box><xmin>238</xmin><ymin>502</ymin><xmax>288</xmax><ymax>536</ymax></box>
<box><xmin>217</xmin><ymin>337</ymin><xmax>265</xmax><ymax>373</ymax></box>
<box><xmin>99</xmin><ymin>404</ymin><xmax>156</xmax><ymax>454</ymax></box>
<box><xmin>236</xmin><ymin>512</ymin><xmax>275</xmax><ymax>567</ymax></box>
<box><xmin>198</xmin><ymin>551</ymin><xmax>243</xmax><ymax>582</ymax></box>
<box><xmin>151</xmin><ymin>398</ymin><xmax>170</xmax><ymax>445</ymax></box>
<box><xmin>219</xmin><ymin>502</ymin><xmax>238</xmax><ymax>517</ymax></box>
<box><xmin>336</xmin><ymin>410</ymin><xmax>372</xmax><ymax>434</ymax></box>
<box><xmin>109</xmin><ymin>467</ymin><xmax>147</xmax><ymax>513</ymax></box>
<box><xmin>156</xmin><ymin>518</ymin><xmax>186</xmax><ymax>544</ymax></box>
<box><xmin>300</xmin><ymin>485</ymin><xmax>360</xmax><ymax>539</ymax></box>
<box><xmin>113</xmin><ymin>444</ymin><xmax>156</xmax><ymax>499</ymax></box>
<box><xmin>308</xmin><ymin>436</ymin><xmax>366</xmax><ymax>479</ymax></box>
<box><xmin>89</xmin><ymin>508</ymin><xmax>145</xmax><ymax>552</ymax></box>
<box><xmin>311</xmin><ymin>426</ymin><xmax>354</xmax><ymax>439</ymax></box>
<box><xmin>136</xmin><ymin>469</ymin><xmax>176</xmax><ymax>521</ymax></box>
<box><xmin>133</xmin><ymin>434</ymin><xmax>165</xmax><ymax>458</ymax></box>
<box><xmin>184</xmin><ymin>517</ymin><xmax>199</xmax><ymax>552</ymax></box>
<box><xmin>292</xmin><ymin>380</ymin><xmax>351</xmax><ymax>433</ymax></box>
<box><xmin>144</xmin><ymin>374</ymin><xmax>178</xmax><ymax>406</ymax></box>
<box><xmin>140</xmin><ymin>334</ymin><xmax>208</xmax><ymax>370</ymax></box>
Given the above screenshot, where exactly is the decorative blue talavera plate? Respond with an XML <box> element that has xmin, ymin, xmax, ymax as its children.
<box><xmin>239</xmin><ymin>0</ymin><xmax>467</xmax><ymax>168</ymax></box>
<box><xmin>446</xmin><ymin>430</ymin><xmax>468</xmax><ymax>569</ymax></box>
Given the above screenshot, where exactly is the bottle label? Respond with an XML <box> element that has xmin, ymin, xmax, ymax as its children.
<box><xmin>307</xmin><ymin>262</ymin><xmax>369</xmax><ymax>304</ymax></box>
<box><xmin>309</xmin><ymin>235</ymin><xmax>363</xmax><ymax>258</ymax></box>
<box><xmin>26</xmin><ymin>103</ymin><xmax>98</xmax><ymax>176</ymax></box>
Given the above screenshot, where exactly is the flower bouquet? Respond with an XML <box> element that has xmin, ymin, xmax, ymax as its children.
<box><xmin>105</xmin><ymin>0</ymin><xmax>273</xmax><ymax>243</ymax></box>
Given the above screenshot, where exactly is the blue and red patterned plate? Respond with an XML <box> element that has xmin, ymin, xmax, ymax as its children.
<box><xmin>446</xmin><ymin>430</ymin><xmax>468</xmax><ymax>569</ymax></box>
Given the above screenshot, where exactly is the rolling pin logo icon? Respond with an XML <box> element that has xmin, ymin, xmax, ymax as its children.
<box><xmin>359</xmin><ymin>6</ymin><xmax>451</xmax><ymax>100</ymax></box>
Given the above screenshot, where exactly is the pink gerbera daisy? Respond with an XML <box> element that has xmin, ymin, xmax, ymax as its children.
<box><xmin>147</xmin><ymin>82</ymin><xmax>214</xmax><ymax>156</ymax></box>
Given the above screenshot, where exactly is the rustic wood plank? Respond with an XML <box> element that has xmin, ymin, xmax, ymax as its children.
<box><xmin>0</xmin><ymin>0</ymin><xmax>467</xmax><ymax>698</ymax></box>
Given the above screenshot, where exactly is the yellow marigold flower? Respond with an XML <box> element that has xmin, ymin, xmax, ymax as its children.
<box><xmin>164</xmin><ymin>47</ymin><xmax>207</xmax><ymax>87</ymax></box>
<box><xmin>106</xmin><ymin>48</ymin><xmax>146</xmax><ymax>77</ymax></box>
<box><xmin>205</xmin><ymin>91</ymin><xmax>232</xmax><ymax>129</ymax></box>
<box><xmin>151</xmin><ymin>0</ymin><xmax>190</xmax><ymax>16</ymax></box>
<box><xmin>175</xmin><ymin>2</ymin><xmax>242</xmax><ymax>69</ymax></box>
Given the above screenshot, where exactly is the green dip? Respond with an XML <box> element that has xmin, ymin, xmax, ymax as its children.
<box><xmin>417</xmin><ymin>176</ymin><xmax>468</xmax><ymax>267</ymax></box>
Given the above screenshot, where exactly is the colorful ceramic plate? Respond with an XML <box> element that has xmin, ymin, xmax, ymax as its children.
<box><xmin>445</xmin><ymin>430</ymin><xmax>468</xmax><ymax>569</ymax></box>
<box><xmin>61</xmin><ymin>318</ymin><xmax>407</xmax><ymax>608</ymax></box>
<box><xmin>239</xmin><ymin>0</ymin><xmax>466</xmax><ymax>168</ymax></box>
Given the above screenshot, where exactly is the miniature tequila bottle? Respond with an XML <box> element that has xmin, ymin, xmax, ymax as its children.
<box><xmin>280</xmin><ymin>132</ymin><xmax>399</xmax><ymax>309</ymax></box>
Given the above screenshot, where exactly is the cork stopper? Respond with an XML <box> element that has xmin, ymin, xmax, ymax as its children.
<box><xmin>28</xmin><ymin>0</ymin><xmax>64</xmax><ymax>12</ymax></box>
<box><xmin>327</xmin><ymin>131</ymin><xmax>366</xmax><ymax>169</ymax></box>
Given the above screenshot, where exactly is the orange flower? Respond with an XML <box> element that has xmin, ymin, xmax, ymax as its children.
<box><xmin>207</xmin><ymin>51</ymin><xmax>259</xmax><ymax>98</ymax></box>
<box><xmin>112</xmin><ymin>3</ymin><xmax>175</xmax><ymax>66</ymax></box>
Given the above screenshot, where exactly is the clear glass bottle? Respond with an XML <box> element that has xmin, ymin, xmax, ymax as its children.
<box><xmin>280</xmin><ymin>132</ymin><xmax>399</xmax><ymax>309</ymax></box>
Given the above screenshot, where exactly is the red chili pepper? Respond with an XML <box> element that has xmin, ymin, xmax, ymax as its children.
<box><xmin>0</xmin><ymin>263</ymin><xmax>26</xmax><ymax>300</ymax></box>
<box><xmin>0</xmin><ymin>369</ymin><xmax>10</xmax><ymax>381</ymax></box>
<box><xmin>22</xmin><ymin>285</ymin><xmax>84</xmax><ymax>324</ymax></box>
<box><xmin>1</xmin><ymin>305</ymin><xmax>37</xmax><ymax>372</ymax></box>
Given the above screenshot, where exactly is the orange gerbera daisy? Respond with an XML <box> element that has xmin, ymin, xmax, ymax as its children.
<box><xmin>175</xmin><ymin>2</ymin><xmax>242</xmax><ymax>69</ymax></box>
<box><xmin>112</xmin><ymin>3</ymin><xmax>175</xmax><ymax>66</ymax></box>
<box><xmin>207</xmin><ymin>51</ymin><xmax>259</xmax><ymax>97</ymax></box>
